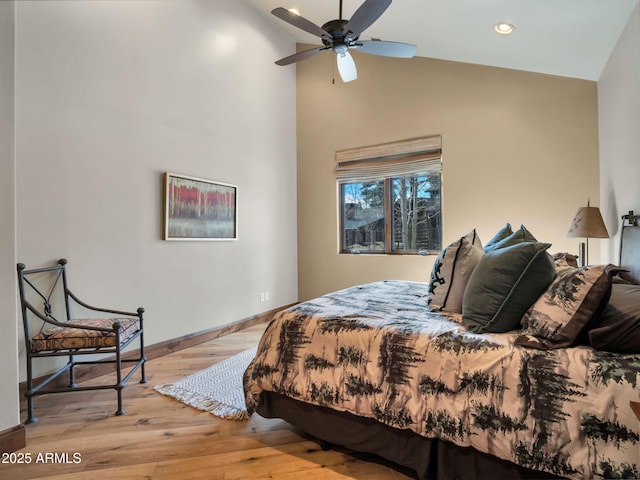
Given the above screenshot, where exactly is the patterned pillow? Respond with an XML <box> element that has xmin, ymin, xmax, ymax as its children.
<box><xmin>428</xmin><ymin>230</ymin><xmax>483</xmax><ymax>313</ymax></box>
<box><xmin>515</xmin><ymin>264</ymin><xmax>618</xmax><ymax>350</ymax></box>
<box><xmin>553</xmin><ymin>252</ymin><xmax>580</xmax><ymax>272</ymax></box>
<box><xmin>461</xmin><ymin>242</ymin><xmax>555</xmax><ymax>333</ymax></box>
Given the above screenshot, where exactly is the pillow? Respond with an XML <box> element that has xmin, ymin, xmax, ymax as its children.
<box><xmin>615</xmin><ymin>270</ymin><xmax>640</xmax><ymax>285</ymax></box>
<box><xmin>428</xmin><ymin>230</ymin><xmax>484</xmax><ymax>313</ymax></box>
<box><xmin>461</xmin><ymin>242</ymin><xmax>555</xmax><ymax>333</ymax></box>
<box><xmin>484</xmin><ymin>224</ymin><xmax>537</xmax><ymax>252</ymax></box>
<box><xmin>514</xmin><ymin>264</ymin><xmax>618</xmax><ymax>350</ymax></box>
<box><xmin>553</xmin><ymin>252</ymin><xmax>579</xmax><ymax>272</ymax></box>
<box><xmin>483</xmin><ymin>223</ymin><xmax>513</xmax><ymax>251</ymax></box>
<box><xmin>587</xmin><ymin>283</ymin><xmax>640</xmax><ymax>353</ymax></box>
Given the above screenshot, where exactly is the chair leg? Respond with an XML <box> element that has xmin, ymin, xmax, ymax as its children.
<box><xmin>68</xmin><ymin>354</ymin><xmax>77</xmax><ymax>388</ymax></box>
<box><xmin>25</xmin><ymin>356</ymin><xmax>37</xmax><ymax>424</ymax></box>
<box><xmin>25</xmin><ymin>395</ymin><xmax>37</xmax><ymax>424</ymax></box>
<box><xmin>140</xmin><ymin>360</ymin><xmax>147</xmax><ymax>384</ymax></box>
<box><xmin>115</xmin><ymin>386</ymin><xmax>124</xmax><ymax>416</ymax></box>
<box><xmin>115</xmin><ymin>346</ymin><xmax>125</xmax><ymax>416</ymax></box>
<box><xmin>139</xmin><ymin>332</ymin><xmax>147</xmax><ymax>384</ymax></box>
<box><xmin>25</xmin><ymin>390</ymin><xmax>37</xmax><ymax>424</ymax></box>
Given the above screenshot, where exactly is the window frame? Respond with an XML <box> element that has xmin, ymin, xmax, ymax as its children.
<box><xmin>336</xmin><ymin>136</ymin><xmax>442</xmax><ymax>256</ymax></box>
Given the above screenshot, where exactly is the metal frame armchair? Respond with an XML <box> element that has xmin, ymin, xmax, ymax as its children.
<box><xmin>17</xmin><ymin>258</ymin><xmax>146</xmax><ymax>424</ymax></box>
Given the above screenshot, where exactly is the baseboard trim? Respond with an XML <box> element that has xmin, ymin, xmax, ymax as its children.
<box><xmin>0</xmin><ymin>424</ymin><xmax>26</xmax><ymax>453</ymax></box>
<box><xmin>19</xmin><ymin>303</ymin><xmax>295</xmax><ymax>398</ymax></box>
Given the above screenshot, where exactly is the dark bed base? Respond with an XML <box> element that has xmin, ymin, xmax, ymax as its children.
<box><xmin>256</xmin><ymin>392</ymin><xmax>565</xmax><ymax>480</ymax></box>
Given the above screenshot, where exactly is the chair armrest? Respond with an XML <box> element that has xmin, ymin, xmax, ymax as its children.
<box><xmin>24</xmin><ymin>301</ymin><xmax>122</xmax><ymax>333</ymax></box>
<box><xmin>66</xmin><ymin>289</ymin><xmax>144</xmax><ymax>318</ymax></box>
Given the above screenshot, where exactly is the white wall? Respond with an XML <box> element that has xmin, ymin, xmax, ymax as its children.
<box><xmin>13</xmin><ymin>0</ymin><xmax>297</xmax><ymax>380</ymax></box>
<box><xmin>0</xmin><ymin>1</ymin><xmax>20</xmax><ymax>431</ymax></box>
<box><xmin>599</xmin><ymin>4</ymin><xmax>640</xmax><ymax>262</ymax></box>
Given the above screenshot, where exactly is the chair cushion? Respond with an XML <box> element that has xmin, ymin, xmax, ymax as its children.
<box><xmin>30</xmin><ymin>317</ymin><xmax>140</xmax><ymax>352</ymax></box>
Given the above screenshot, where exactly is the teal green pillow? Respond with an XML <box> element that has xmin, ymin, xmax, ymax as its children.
<box><xmin>484</xmin><ymin>224</ymin><xmax>537</xmax><ymax>252</ymax></box>
<box><xmin>483</xmin><ymin>223</ymin><xmax>513</xmax><ymax>251</ymax></box>
<box><xmin>462</xmin><ymin>242</ymin><xmax>555</xmax><ymax>333</ymax></box>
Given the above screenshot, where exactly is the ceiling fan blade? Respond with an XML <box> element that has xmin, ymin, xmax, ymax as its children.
<box><xmin>271</xmin><ymin>7</ymin><xmax>332</xmax><ymax>40</ymax></box>
<box><xmin>354</xmin><ymin>40</ymin><xmax>417</xmax><ymax>58</ymax></box>
<box><xmin>275</xmin><ymin>46</ymin><xmax>329</xmax><ymax>66</ymax></box>
<box><xmin>337</xmin><ymin>51</ymin><xmax>357</xmax><ymax>83</ymax></box>
<box><xmin>344</xmin><ymin>0</ymin><xmax>392</xmax><ymax>41</ymax></box>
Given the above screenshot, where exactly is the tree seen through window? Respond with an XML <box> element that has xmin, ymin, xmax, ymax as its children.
<box><xmin>340</xmin><ymin>173</ymin><xmax>441</xmax><ymax>254</ymax></box>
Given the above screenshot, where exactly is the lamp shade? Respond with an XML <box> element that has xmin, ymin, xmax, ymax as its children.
<box><xmin>567</xmin><ymin>205</ymin><xmax>609</xmax><ymax>238</ymax></box>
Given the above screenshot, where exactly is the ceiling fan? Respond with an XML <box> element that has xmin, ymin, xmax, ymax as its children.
<box><xmin>271</xmin><ymin>0</ymin><xmax>417</xmax><ymax>83</ymax></box>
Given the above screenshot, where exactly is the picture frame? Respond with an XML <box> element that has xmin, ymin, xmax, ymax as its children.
<box><xmin>164</xmin><ymin>172</ymin><xmax>238</xmax><ymax>241</ymax></box>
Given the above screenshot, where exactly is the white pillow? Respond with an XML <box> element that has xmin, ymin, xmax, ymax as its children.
<box><xmin>428</xmin><ymin>230</ymin><xmax>483</xmax><ymax>313</ymax></box>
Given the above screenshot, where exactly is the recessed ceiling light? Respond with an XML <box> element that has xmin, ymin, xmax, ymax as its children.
<box><xmin>288</xmin><ymin>8</ymin><xmax>300</xmax><ymax>16</ymax></box>
<box><xmin>495</xmin><ymin>22</ymin><xmax>515</xmax><ymax>35</ymax></box>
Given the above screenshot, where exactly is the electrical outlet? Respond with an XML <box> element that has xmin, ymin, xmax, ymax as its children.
<box><xmin>259</xmin><ymin>292</ymin><xmax>266</xmax><ymax>303</ymax></box>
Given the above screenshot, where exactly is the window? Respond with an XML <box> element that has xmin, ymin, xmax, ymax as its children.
<box><xmin>336</xmin><ymin>136</ymin><xmax>442</xmax><ymax>255</ymax></box>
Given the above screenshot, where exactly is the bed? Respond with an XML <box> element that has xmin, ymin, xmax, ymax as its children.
<box><xmin>244</xmin><ymin>216</ymin><xmax>640</xmax><ymax>479</ymax></box>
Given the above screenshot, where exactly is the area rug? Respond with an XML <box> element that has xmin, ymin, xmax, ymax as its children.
<box><xmin>154</xmin><ymin>345</ymin><xmax>256</xmax><ymax>420</ymax></box>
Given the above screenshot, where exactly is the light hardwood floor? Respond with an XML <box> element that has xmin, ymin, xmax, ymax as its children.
<box><xmin>4</xmin><ymin>323</ymin><xmax>415</xmax><ymax>479</ymax></box>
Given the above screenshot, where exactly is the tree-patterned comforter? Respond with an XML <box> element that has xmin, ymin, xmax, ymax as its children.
<box><xmin>243</xmin><ymin>280</ymin><xmax>640</xmax><ymax>479</ymax></box>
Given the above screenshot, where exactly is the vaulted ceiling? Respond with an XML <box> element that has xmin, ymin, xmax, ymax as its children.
<box><xmin>247</xmin><ymin>0</ymin><xmax>639</xmax><ymax>80</ymax></box>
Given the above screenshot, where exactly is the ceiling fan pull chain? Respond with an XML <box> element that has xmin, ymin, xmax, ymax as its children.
<box><xmin>332</xmin><ymin>52</ymin><xmax>336</xmax><ymax>84</ymax></box>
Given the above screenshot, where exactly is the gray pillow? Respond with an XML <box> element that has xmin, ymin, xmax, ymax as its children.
<box><xmin>428</xmin><ymin>230</ymin><xmax>484</xmax><ymax>313</ymax></box>
<box><xmin>462</xmin><ymin>242</ymin><xmax>555</xmax><ymax>333</ymax></box>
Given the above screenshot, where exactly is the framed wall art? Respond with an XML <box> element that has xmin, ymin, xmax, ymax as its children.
<box><xmin>164</xmin><ymin>172</ymin><xmax>238</xmax><ymax>241</ymax></box>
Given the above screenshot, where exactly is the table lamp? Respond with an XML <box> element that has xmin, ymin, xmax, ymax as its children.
<box><xmin>567</xmin><ymin>200</ymin><xmax>609</xmax><ymax>266</ymax></box>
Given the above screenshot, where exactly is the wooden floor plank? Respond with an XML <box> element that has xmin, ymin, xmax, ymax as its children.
<box><xmin>4</xmin><ymin>323</ymin><xmax>414</xmax><ymax>479</ymax></box>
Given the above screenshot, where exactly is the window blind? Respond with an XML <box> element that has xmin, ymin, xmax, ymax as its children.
<box><xmin>335</xmin><ymin>135</ymin><xmax>442</xmax><ymax>183</ymax></box>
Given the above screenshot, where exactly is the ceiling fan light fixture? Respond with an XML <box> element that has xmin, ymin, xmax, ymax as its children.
<box><xmin>336</xmin><ymin>50</ymin><xmax>357</xmax><ymax>82</ymax></box>
<box><xmin>333</xmin><ymin>44</ymin><xmax>348</xmax><ymax>55</ymax></box>
<box><xmin>495</xmin><ymin>22</ymin><xmax>515</xmax><ymax>35</ymax></box>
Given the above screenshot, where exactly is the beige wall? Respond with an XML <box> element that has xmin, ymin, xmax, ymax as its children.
<box><xmin>297</xmin><ymin>48</ymin><xmax>600</xmax><ymax>301</ymax></box>
<box><xmin>13</xmin><ymin>0</ymin><xmax>298</xmax><ymax>381</ymax></box>
<box><xmin>599</xmin><ymin>4</ymin><xmax>640</xmax><ymax>263</ymax></box>
<box><xmin>0</xmin><ymin>0</ymin><xmax>20</xmax><ymax>431</ymax></box>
